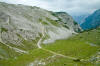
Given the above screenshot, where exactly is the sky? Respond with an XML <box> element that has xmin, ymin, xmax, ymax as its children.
<box><xmin>0</xmin><ymin>0</ymin><xmax>100</xmax><ymax>16</ymax></box>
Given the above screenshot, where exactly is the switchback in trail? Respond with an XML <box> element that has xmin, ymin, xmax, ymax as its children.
<box><xmin>37</xmin><ymin>25</ymin><xmax>85</xmax><ymax>62</ymax></box>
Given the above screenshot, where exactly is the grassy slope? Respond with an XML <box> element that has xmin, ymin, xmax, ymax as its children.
<box><xmin>0</xmin><ymin>28</ymin><xmax>100</xmax><ymax>66</ymax></box>
<box><xmin>43</xmin><ymin>28</ymin><xmax>100</xmax><ymax>59</ymax></box>
<box><xmin>0</xmin><ymin>48</ymin><xmax>94</xmax><ymax>66</ymax></box>
<box><xmin>0</xmin><ymin>39</ymin><xmax>38</xmax><ymax>59</ymax></box>
<box><xmin>43</xmin><ymin>39</ymin><xmax>99</xmax><ymax>59</ymax></box>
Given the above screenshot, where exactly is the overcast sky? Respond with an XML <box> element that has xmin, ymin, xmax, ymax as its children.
<box><xmin>0</xmin><ymin>0</ymin><xmax>100</xmax><ymax>16</ymax></box>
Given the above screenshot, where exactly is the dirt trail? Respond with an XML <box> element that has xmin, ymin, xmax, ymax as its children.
<box><xmin>37</xmin><ymin>24</ymin><xmax>45</xmax><ymax>48</ymax></box>
<box><xmin>41</xmin><ymin>48</ymin><xmax>77</xmax><ymax>60</ymax></box>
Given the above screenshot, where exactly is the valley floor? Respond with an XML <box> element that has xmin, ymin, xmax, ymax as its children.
<box><xmin>0</xmin><ymin>28</ymin><xmax>100</xmax><ymax>66</ymax></box>
<box><xmin>0</xmin><ymin>39</ymin><xmax>99</xmax><ymax>66</ymax></box>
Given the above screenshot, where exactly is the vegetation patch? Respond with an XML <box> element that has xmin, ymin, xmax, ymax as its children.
<box><xmin>1</xmin><ymin>28</ymin><xmax>8</xmax><ymax>32</ymax></box>
<box><xmin>39</xmin><ymin>18</ymin><xmax>49</xmax><ymax>25</ymax></box>
<box><xmin>46</xmin><ymin>17</ymin><xmax>60</xmax><ymax>26</ymax></box>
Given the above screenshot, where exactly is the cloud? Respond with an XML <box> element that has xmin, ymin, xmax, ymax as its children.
<box><xmin>0</xmin><ymin>0</ymin><xmax>100</xmax><ymax>16</ymax></box>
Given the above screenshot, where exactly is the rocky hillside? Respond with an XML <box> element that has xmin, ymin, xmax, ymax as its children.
<box><xmin>81</xmin><ymin>9</ymin><xmax>100</xmax><ymax>30</ymax></box>
<box><xmin>0</xmin><ymin>2</ymin><xmax>81</xmax><ymax>59</ymax></box>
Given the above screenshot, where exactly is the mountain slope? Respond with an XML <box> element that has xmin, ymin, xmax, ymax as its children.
<box><xmin>81</xmin><ymin>9</ymin><xmax>100</xmax><ymax>30</ymax></box>
<box><xmin>0</xmin><ymin>2</ymin><xmax>81</xmax><ymax>59</ymax></box>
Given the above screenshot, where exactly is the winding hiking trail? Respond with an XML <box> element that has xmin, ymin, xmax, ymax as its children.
<box><xmin>41</xmin><ymin>48</ymin><xmax>77</xmax><ymax>60</ymax></box>
<box><xmin>37</xmin><ymin>25</ymin><xmax>45</xmax><ymax>48</ymax></box>
<box><xmin>37</xmin><ymin>25</ymin><xmax>85</xmax><ymax>61</ymax></box>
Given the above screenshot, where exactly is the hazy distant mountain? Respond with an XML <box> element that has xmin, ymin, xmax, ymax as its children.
<box><xmin>81</xmin><ymin>9</ymin><xmax>100</xmax><ymax>30</ymax></box>
<box><xmin>72</xmin><ymin>14</ymin><xmax>89</xmax><ymax>24</ymax></box>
